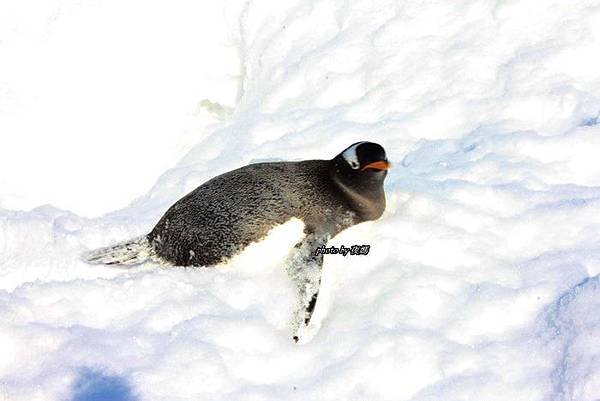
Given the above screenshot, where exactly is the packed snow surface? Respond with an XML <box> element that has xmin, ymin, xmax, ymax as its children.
<box><xmin>2</xmin><ymin>0</ymin><xmax>600</xmax><ymax>400</ymax></box>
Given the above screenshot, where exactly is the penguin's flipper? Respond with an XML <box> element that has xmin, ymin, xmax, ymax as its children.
<box><xmin>285</xmin><ymin>231</ymin><xmax>328</xmax><ymax>343</ymax></box>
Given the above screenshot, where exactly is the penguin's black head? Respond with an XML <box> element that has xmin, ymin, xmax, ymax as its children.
<box><xmin>330</xmin><ymin>141</ymin><xmax>389</xmax><ymax>220</ymax></box>
<box><xmin>333</xmin><ymin>141</ymin><xmax>390</xmax><ymax>181</ymax></box>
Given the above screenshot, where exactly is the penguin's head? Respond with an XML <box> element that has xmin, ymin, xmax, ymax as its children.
<box><xmin>330</xmin><ymin>141</ymin><xmax>390</xmax><ymax>220</ymax></box>
<box><xmin>333</xmin><ymin>141</ymin><xmax>390</xmax><ymax>182</ymax></box>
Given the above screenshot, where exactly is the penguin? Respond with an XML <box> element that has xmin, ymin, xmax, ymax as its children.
<box><xmin>86</xmin><ymin>141</ymin><xmax>390</xmax><ymax>339</ymax></box>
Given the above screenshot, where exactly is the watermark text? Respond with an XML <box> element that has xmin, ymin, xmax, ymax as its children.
<box><xmin>314</xmin><ymin>245</ymin><xmax>370</xmax><ymax>256</ymax></box>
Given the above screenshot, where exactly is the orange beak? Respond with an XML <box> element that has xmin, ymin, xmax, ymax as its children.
<box><xmin>361</xmin><ymin>160</ymin><xmax>391</xmax><ymax>171</ymax></box>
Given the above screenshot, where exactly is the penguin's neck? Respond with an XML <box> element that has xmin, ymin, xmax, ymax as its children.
<box><xmin>328</xmin><ymin>162</ymin><xmax>386</xmax><ymax>222</ymax></box>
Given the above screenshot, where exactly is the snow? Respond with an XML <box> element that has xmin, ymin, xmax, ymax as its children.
<box><xmin>0</xmin><ymin>0</ymin><xmax>240</xmax><ymax>216</ymax></box>
<box><xmin>2</xmin><ymin>0</ymin><xmax>600</xmax><ymax>400</ymax></box>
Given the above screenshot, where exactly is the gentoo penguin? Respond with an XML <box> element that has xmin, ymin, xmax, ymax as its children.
<box><xmin>86</xmin><ymin>141</ymin><xmax>390</xmax><ymax>340</ymax></box>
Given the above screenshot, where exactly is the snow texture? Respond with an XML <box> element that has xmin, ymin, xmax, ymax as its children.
<box><xmin>2</xmin><ymin>0</ymin><xmax>600</xmax><ymax>400</ymax></box>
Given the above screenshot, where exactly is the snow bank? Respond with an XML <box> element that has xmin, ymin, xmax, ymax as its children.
<box><xmin>2</xmin><ymin>0</ymin><xmax>600</xmax><ymax>400</ymax></box>
<box><xmin>0</xmin><ymin>0</ymin><xmax>239</xmax><ymax>216</ymax></box>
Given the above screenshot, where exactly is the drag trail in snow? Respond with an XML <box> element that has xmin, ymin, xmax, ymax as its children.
<box><xmin>2</xmin><ymin>0</ymin><xmax>600</xmax><ymax>400</ymax></box>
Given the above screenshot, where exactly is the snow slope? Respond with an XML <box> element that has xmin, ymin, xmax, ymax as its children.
<box><xmin>2</xmin><ymin>0</ymin><xmax>600</xmax><ymax>400</ymax></box>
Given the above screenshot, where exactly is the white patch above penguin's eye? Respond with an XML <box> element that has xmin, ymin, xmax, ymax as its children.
<box><xmin>342</xmin><ymin>142</ymin><xmax>365</xmax><ymax>170</ymax></box>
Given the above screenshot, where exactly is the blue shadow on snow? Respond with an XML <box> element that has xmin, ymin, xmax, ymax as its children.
<box><xmin>70</xmin><ymin>368</ymin><xmax>139</xmax><ymax>401</ymax></box>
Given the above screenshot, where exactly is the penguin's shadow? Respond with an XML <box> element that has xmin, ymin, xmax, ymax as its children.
<box><xmin>69</xmin><ymin>368</ymin><xmax>138</xmax><ymax>401</ymax></box>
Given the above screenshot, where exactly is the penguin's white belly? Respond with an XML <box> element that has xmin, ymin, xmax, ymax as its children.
<box><xmin>223</xmin><ymin>217</ymin><xmax>306</xmax><ymax>271</ymax></box>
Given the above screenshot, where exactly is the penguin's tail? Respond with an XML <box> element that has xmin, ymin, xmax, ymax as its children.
<box><xmin>84</xmin><ymin>235</ymin><xmax>154</xmax><ymax>266</ymax></box>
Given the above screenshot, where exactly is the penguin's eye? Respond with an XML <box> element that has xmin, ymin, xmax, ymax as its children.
<box><xmin>349</xmin><ymin>161</ymin><xmax>360</xmax><ymax>170</ymax></box>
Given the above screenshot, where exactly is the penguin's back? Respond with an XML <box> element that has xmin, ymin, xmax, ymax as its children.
<box><xmin>147</xmin><ymin>160</ymin><xmax>355</xmax><ymax>266</ymax></box>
